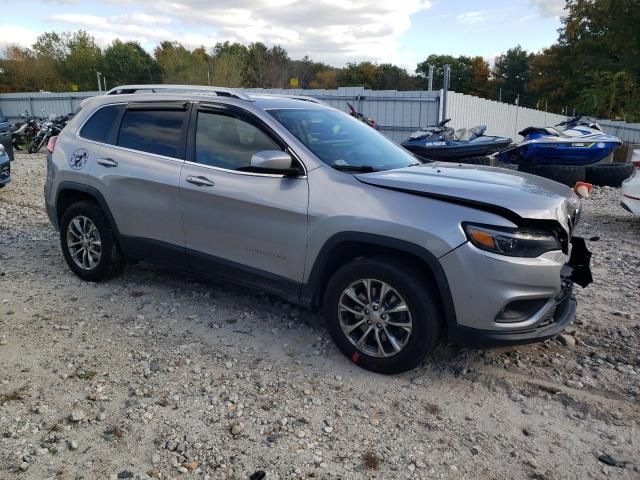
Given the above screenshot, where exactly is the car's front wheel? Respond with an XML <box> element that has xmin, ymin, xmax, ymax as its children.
<box><xmin>323</xmin><ymin>257</ymin><xmax>442</xmax><ymax>374</ymax></box>
<box><xmin>60</xmin><ymin>201</ymin><xmax>124</xmax><ymax>281</ymax></box>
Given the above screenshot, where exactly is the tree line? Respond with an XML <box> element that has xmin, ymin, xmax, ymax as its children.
<box><xmin>0</xmin><ymin>0</ymin><xmax>638</xmax><ymax>120</ymax></box>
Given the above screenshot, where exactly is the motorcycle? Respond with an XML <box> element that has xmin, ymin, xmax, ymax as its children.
<box><xmin>347</xmin><ymin>102</ymin><xmax>377</xmax><ymax>129</ymax></box>
<box><xmin>11</xmin><ymin>111</ymin><xmax>42</xmax><ymax>151</ymax></box>
<box><xmin>498</xmin><ymin>116</ymin><xmax>622</xmax><ymax>166</ymax></box>
<box><xmin>28</xmin><ymin>113</ymin><xmax>71</xmax><ymax>154</ymax></box>
<box><xmin>401</xmin><ymin>119</ymin><xmax>512</xmax><ymax>160</ymax></box>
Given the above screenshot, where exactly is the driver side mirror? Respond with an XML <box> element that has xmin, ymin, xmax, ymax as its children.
<box><xmin>250</xmin><ymin>150</ymin><xmax>301</xmax><ymax>175</ymax></box>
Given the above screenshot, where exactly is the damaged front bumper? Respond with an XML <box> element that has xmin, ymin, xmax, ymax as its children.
<box><xmin>446</xmin><ymin>236</ymin><xmax>592</xmax><ymax>348</ymax></box>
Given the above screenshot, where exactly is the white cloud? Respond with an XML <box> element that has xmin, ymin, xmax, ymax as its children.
<box><xmin>0</xmin><ymin>25</ymin><xmax>41</xmax><ymax>50</ymax></box>
<box><xmin>44</xmin><ymin>0</ymin><xmax>432</xmax><ymax>67</ymax></box>
<box><xmin>456</xmin><ymin>9</ymin><xmax>512</xmax><ymax>25</ymax></box>
<box><xmin>529</xmin><ymin>0</ymin><xmax>566</xmax><ymax>17</ymax></box>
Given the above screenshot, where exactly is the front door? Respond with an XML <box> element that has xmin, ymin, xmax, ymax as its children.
<box><xmin>180</xmin><ymin>104</ymin><xmax>309</xmax><ymax>298</ymax></box>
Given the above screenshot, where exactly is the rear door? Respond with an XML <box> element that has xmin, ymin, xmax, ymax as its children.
<box><xmin>179</xmin><ymin>103</ymin><xmax>309</xmax><ymax>296</ymax></box>
<box><xmin>89</xmin><ymin>101</ymin><xmax>190</xmax><ymax>264</ymax></box>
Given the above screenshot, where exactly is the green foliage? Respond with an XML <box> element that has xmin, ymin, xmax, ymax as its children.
<box><xmin>493</xmin><ymin>46</ymin><xmax>534</xmax><ymax>106</ymax></box>
<box><xmin>103</xmin><ymin>40</ymin><xmax>159</xmax><ymax>86</ymax></box>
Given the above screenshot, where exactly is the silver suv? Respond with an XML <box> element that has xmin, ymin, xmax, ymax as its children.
<box><xmin>44</xmin><ymin>85</ymin><xmax>592</xmax><ymax>374</ymax></box>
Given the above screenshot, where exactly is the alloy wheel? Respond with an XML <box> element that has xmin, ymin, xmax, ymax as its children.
<box><xmin>337</xmin><ymin>278</ymin><xmax>413</xmax><ymax>358</ymax></box>
<box><xmin>66</xmin><ymin>215</ymin><xmax>102</xmax><ymax>270</ymax></box>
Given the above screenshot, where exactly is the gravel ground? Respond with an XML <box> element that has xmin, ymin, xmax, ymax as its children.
<box><xmin>1</xmin><ymin>153</ymin><xmax>639</xmax><ymax>480</ymax></box>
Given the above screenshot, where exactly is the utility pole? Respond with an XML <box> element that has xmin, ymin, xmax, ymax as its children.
<box><xmin>427</xmin><ymin>64</ymin><xmax>434</xmax><ymax>91</ymax></box>
<box><xmin>96</xmin><ymin>71</ymin><xmax>102</xmax><ymax>92</ymax></box>
<box><xmin>514</xmin><ymin>94</ymin><xmax>520</xmax><ymax>139</ymax></box>
<box><xmin>441</xmin><ymin>64</ymin><xmax>450</xmax><ymax>122</ymax></box>
<box><xmin>102</xmin><ymin>76</ymin><xmax>107</xmax><ymax>91</ymax></box>
<box><xmin>499</xmin><ymin>88</ymin><xmax>502</xmax><ymax>102</ymax></box>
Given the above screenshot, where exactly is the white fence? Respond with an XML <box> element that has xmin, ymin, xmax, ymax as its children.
<box><xmin>0</xmin><ymin>87</ymin><xmax>440</xmax><ymax>143</ymax></box>
<box><xmin>2</xmin><ymin>87</ymin><xmax>640</xmax><ymax>144</ymax></box>
<box><xmin>445</xmin><ymin>91</ymin><xmax>567</xmax><ymax>141</ymax></box>
<box><xmin>598</xmin><ymin>120</ymin><xmax>640</xmax><ymax>144</ymax></box>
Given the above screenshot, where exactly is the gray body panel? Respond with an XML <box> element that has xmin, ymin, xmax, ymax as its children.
<box><xmin>44</xmin><ymin>88</ymin><xmax>583</xmax><ymax>340</ymax></box>
<box><xmin>180</xmin><ymin>162</ymin><xmax>309</xmax><ymax>281</ymax></box>
<box><xmin>90</xmin><ymin>145</ymin><xmax>184</xmax><ymax>247</ymax></box>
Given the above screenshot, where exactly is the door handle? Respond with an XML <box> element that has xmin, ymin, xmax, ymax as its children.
<box><xmin>97</xmin><ymin>158</ymin><xmax>118</xmax><ymax>168</ymax></box>
<box><xmin>186</xmin><ymin>175</ymin><xmax>215</xmax><ymax>187</ymax></box>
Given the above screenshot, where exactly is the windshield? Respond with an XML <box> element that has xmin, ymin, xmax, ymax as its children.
<box><xmin>268</xmin><ymin>108</ymin><xmax>420</xmax><ymax>171</ymax></box>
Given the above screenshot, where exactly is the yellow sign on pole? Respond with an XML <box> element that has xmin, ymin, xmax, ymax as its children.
<box><xmin>71</xmin><ymin>84</ymin><xmax>78</xmax><ymax>92</ymax></box>
<box><xmin>289</xmin><ymin>78</ymin><xmax>299</xmax><ymax>88</ymax></box>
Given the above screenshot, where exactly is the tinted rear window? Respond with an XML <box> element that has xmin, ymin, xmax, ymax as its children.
<box><xmin>80</xmin><ymin>105</ymin><xmax>121</xmax><ymax>143</ymax></box>
<box><xmin>117</xmin><ymin>109</ymin><xmax>185</xmax><ymax>157</ymax></box>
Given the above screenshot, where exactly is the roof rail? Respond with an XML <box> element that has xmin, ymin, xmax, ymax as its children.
<box><xmin>105</xmin><ymin>84</ymin><xmax>253</xmax><ymax>101</ymax></box>
<box><xmin>255</xmin><ymin>93</ymin><xmax>327</xmax><ymax>105</ymax></box>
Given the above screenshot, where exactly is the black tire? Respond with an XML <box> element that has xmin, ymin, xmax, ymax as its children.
<box><xmin>519</xmin><ymin>164</ymin><xmax>586</xmax><ymax>187</ymax></box>
<box><xmin>586</xmin><ymin>163</ymin><xmax>635</xmax><ymax>187</ymax></box>
<box><xmin>323</xmin><ymin>257</ymin><xmax>442</xmax><ymax>374</ymax></box>
<box><xmin>12</xmin><ymin>134</ymin><xmax>32</xmax><ymax>151</ymax></box>
<box><xmin>28</xmin><ymin>137</ymin><xmax>43</xmax><ymax>154</ymax></box>
<box><xmin>60</xmin><ymin>201</ymin><xmax>124</xmax><ymax>282</ymax></box>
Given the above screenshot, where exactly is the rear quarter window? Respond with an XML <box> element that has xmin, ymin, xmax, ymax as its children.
<box><xmin>79</xmin><ymin>105</ymin><xmax>122</xmax><ymax>144</ymax></box>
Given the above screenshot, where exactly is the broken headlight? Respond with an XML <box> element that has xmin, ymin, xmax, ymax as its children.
<box><xmin>463</xmin><ymin>223</ymin><xmax>561</xmax><ymax>258</ymax></box>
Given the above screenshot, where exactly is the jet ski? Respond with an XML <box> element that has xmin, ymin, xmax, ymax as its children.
<box><xmin>499</xmin><ymin>116</ymin><xmax>622</xmax><ymax>166</ymax></box>
<box><xmin>401</xmin><ymin>119</ymin><xmax>512</xmax><ymax>160</ymax></box>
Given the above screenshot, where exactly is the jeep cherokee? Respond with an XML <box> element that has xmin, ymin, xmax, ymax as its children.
<box><xmin>44</xmin><ymin>85</ymin><xmax>592</xmax><ymax>374</ymax></box>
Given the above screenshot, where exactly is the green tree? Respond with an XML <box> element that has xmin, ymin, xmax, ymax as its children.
<box><xmin>492</xmin><ymin>46</ymin><xmax>533</xmax><ymax>106</ymax></box>
<box><xmin>62</xmin><ymin>31</ymin><xmax>103</xmax><ymax>91</ymax></box>
<box><xmin>243</xmin><ymin>42</ymin><xmax>269</xmax><ymax>87</ymax></box>
<box><xmin>154</xmin><ymin>41</ymin><xmax>207</xmax><ymax>84</ymax></box>
<box><xmin>103</xmin><ymin>40</ymin><xmax>159</xmax><ymax>86</ymax></box>
<box><xmin>415</xmin><ymin>55</ymin><xmax>476</xmax><ymax>93</ymax></box>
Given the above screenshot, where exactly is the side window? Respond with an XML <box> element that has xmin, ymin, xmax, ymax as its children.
<box><xmin>195</xmin><ymin>111</ymin><xmax>280</xmax><ymax>170</ymax></box>
<box><xmin>79</xmin><ymin>105</ymin><xmax>121</xmax><ymax>144</ymax></box>
<box><xmin>117</xmin><ymin>109</ymin><xmax>185</xmax><ymax>157</ymax></box>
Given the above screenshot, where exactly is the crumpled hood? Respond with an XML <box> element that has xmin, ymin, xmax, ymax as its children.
<box><xmin>355</xmin><ymin>162</ymin><xmax>580</xmax><ymax>232</ymax></box>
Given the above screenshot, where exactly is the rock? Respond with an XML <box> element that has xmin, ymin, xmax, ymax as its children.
<box><xmin>295</xmin><ymin>430</ymin><xmax>306</xmax><ymax>438</ymax></box>
<box><xmin>230</xmin><ymin>422</ymin><xmax>244</xmax><ymax>436</ymax></box>
<box><xmin>166</xmin><ymin>440</ymin><xmax>178</xmax><ymax>451</ymax></box>
<box><xmin>68</xmin><ymin>439</ymin><xmax>79</xmax><ymax>450</ymax></box>
<box><xmin>69</xmin><ymin>410</ymin><xmax>85</xmax><ymax>422</ymax></box>
<box><xmin>598</xmin><ymin>453</ymin><xmax>626</xmax><ymax>468</ymax></box>
<box><xmin>183</xmin><ymin>461</ymin><xmax>199</xmax><ymax>471</ymax></box>
<box><xmin>565</xmin><ymin>380</ymin><xmax>584</xmax><ymax>389</ymax></box>
<box><xmin>176</xmin><ymin>442</ymin><xmax>187</xmax><ymax>454</ymax></box>
<box><xmin>558</xmin><ymin>334</ymin><xmax>576</xmax><ymax>346</ymax></box>
<box><xmin>19</xmin><ymin>462</ymin><xmax>29</xmax><ymax>472</ymax></box>
<box><xmin>470</xmin><ymin>446</ymin><xmax>481</xmax><ymax>455</ymax></box>
<box><xmin>117</xmin><ymin>471</ymin><xmax>134</xmax><ymax>478</ymax></box>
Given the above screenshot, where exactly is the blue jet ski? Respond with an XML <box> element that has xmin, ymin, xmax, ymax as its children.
<box><xmin>401</xmin><ymin>119</ymin><xmax>512</xmax><ymax>160</ymax></box>
<box><xmin>498</xmin><ymin>116</ymin><xmax>622</xmax><ymax>166</ymax></box>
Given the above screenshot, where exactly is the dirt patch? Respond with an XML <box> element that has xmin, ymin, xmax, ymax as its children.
<box><xmin>1</xmin><ymin>153</ymin><xmax>639</xmax><ymax>479</ymax></box>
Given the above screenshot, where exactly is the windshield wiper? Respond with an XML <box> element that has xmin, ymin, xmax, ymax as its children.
<box><xmin>330</xmin><ymin>164</ymin><xmax>377</xmax><ymax>172</ymax></box>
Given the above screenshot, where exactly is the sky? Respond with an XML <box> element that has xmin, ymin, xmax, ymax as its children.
<box><xmin>0</xmin><ymin>0</ymin><xmax>566</xmax><ymax>69</ymax></box>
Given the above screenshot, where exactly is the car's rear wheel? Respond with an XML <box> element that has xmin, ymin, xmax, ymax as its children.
<box><xmin>60</xmin><ymin>201</ymin><xmax>124</xmax><ymax>281</ymax></box>
<box><xmin>323</xmin><ymin>257</ymin><xmax>442</xmax><ymax>374</ymax></box>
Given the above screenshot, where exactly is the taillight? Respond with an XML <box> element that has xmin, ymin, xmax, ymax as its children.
<box><xmin>632</xmin><ymin>150</ymin><xmax>640</xmax><ymax>169</ymax></box>
<box><xmin>47</xmin><ymin>136</ymin><xmax>58</xmax><ymax>154</ymax></box>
